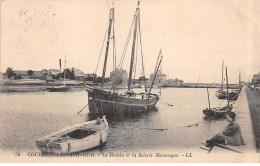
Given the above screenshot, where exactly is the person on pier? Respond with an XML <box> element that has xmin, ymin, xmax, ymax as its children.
<box><xmin>205</xmin><ymin>112</ymin><xmax>245</xmax><ymax>148</ymax></box>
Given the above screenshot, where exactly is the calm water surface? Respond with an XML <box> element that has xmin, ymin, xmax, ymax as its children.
<box><xmin>0</xmin><ymin>88</ymin><xmax>230</xmax><ymax>153</ymax></box>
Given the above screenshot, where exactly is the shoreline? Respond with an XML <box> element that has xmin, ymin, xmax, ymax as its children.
<box><xmin>0</xmin><ymin>83</ymin><xmax>241</xmax><ymax>93</ymax></box>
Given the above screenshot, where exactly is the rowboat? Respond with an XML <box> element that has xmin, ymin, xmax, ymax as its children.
<box><xmin>35</xmin><ymin>116</ymin><xmax>108</xmax><ymax>153</ymax></box>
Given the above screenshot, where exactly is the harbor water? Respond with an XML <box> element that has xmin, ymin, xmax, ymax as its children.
<box><xmin>0</xmin><ymin>88</ymin><xmax>231</xmax><ymax>153</ymax></box>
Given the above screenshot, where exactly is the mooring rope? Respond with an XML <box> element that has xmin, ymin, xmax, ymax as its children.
<box><xmin>76</xmin><ymin>103</ymin><xmax>89</xmax><ymax>114</ymax></box>
<box><xmin>158</xmin><ymin>100</ymin><xmax>174</xmax><ymax>107</ymax></box>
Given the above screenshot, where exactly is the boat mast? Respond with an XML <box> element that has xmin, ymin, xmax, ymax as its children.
<box><xmin>221</xmin><ymin>61</ymin><xmax>224</xmax><ymax>89</ymax></box>
<box><xmin>159</xmin><ymin>56</ymin><xmax>163</xmax><ymax>95</ymax></box>
<box><xmin>149</xmin><ymin>50</ymin><xmax>163</xmax><ymax>95</ymax></box>
<box><xmin>226</xmin><ymin>66</ymin><xmax>229</xmax><ymax>106</ymax></box>
<box><xmin>128</xmin><ymin>1</ymin><xmax>140</xmax><ymax>91</ymax></box>
<box><xmin>207</xmin><ymin>87</ymin><xmax>211</xmax><ymax>109</ymax></box>
<box><xmin>239</xmin><ymin>68</ymin><xmax>241</xmax><ymax>86</ymax></box>
<box><xmin>101</xmin><ymin>6</ymin><xmax>114</xmax><ymax>89</ymax></box>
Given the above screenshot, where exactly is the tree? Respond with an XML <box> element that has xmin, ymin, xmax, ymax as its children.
<box><xmin>27</xmin><ymin>70</ymin><xmax>34</xmax><ymax>78</ymax></box>
<box><xmin>6</xmin><ymin>67</ymin><xmax>15</xmax><ymax>79</ymax></box>
<box><xmin>14</xmin><ymin>74</ymin><xmax>22</xmax><ymax>79</ymax></box>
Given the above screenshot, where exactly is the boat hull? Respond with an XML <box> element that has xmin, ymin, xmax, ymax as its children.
<box><xmin>35</xmin><ymin>117</ymin><xmax>108</xmax><ymax>153</ymax></box>
<box><xmin>47</xmin><ymin>86</ymin><xmax>70</xmax><ymax>92</ymax></box>
<box><xmin>203</xmin><ymin>105</ymin><xmax>233</xmax><ymax>119</ymax></box>
<box><xmin>215</xmin><ymin>89</ymin><xmax>226</xmax><ymax>98</ymax></box>
<box><xmin>217</xmin><ymin>92</ymin><xmax>239</xmax><ymax>101</ymax></box>
<box><xmin>87</xmin><ymin>89</ymin><xmax>158</xmax><ymax>115</ymax></box>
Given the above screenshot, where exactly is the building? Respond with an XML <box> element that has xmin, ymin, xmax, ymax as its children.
<box><xmin>149</xmin><ymin>70</ymin><xmax>167</xmax><ymax>86</ymax></box>
<box><xmin>109</xmin><ymin>69</ymin><xmax>128</xmax><ymax>86</ymax></box>
<box><xmin>31</xmin><ymin>69</ymin><xmax>49</xmax><ymax>80</ymax></box>
<box><xmin>166</xmin><ymin>78</ymin><xmax>184</xmax><ymax>86</ymax></box>
<box><xmin>49</xmin><ymin>69</ymin><xmax>60</xmax><ymax>76</ymax></box>
<box><xmin>74</xmin><ymin>69</ymin><xmax>86</xmax><ymax>81</ymax></box>
<box><xmin>64</xmin><ymin>68</ymin><xmax>86</xmax><ymax>81</ymax></box>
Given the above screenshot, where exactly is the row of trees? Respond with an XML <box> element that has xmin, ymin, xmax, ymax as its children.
<box><xmin>6</xmin><ymin>68</ymin><xmax>35</xmax><ymax>79</ymax></box>
<box><xmin>5</xmin><ymin>68</ymin><xmax>47</xmax><ymax>79</ymax></box>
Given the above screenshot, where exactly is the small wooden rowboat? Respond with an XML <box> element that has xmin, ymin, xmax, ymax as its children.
<box><xmin>35</xmin><ymin>116</ymin><xmax>108</xmax><ymax>153</ymax></box>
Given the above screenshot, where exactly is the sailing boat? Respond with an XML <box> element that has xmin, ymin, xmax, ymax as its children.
<box><xmin>217</xmin><ymin>64</ymin><xmax>240</xmax><ymax>101</ymax></box>
<box><xmin>215</xmin><ymin>61</ymin><xmax>227</xmax><ymax>98</ymax></box>
<box><xmin>87</xmin><ymin>2</ymin><xmax>160</xmax><ymax>116</ymax></box>
<box><xmin>47</xmin><ymin>56</ymin><xmax>70</xmax><ymax>92</ymax></box>
<box><xmin>203</xmin><ymin>67</ymin><xmax>233</xmax><ymax>119</ymax></box>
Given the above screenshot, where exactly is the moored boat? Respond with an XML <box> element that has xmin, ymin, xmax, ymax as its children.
<box><xmin>87</xmin><ymin>88</ymin><xmax>159</xmax><ymax>115</ymax></box>
<box><xmin>203</xmin><ymin>67</ymin><xmax>233</xmax><ymax>119</ymax></box>
<box><xmin>218</xmin><ymin>90</ymin><xmax>240</xmax><ymax>101</ymax></box>
<box><xmin>35</xmin><ymin>116</ymin><xmax>108</xmax><ymax>153</ymax></box>
<box><xmin>47</xmin><ymin>56</ymin><xmax>70</xmax><ymax>92</ymax></box>
<box><xmin>47</xmin><ymin>85</ymin><xmax>70</xmax><ymax>92</ymax></box>
<box><xmin>215</xmin><ymin>88</ymin><xmax>226</xmax><ymax>98</ymax></box>
<box><xmin>203</xmin><ymin>104</ymin><xmax>233</xmax><ymax>119</ymax></box>
<box><xmin>87</xmin><ymin>1</ymin><xmax>161</xmax><ymax>116</ymax></box>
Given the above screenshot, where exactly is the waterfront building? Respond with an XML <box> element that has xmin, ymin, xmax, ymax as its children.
<box><xmin>149</xmin><ymin>70</ymin><xmax>167</xmax><ymax>86</ymax></box>
<box><xmin>64</xmin><ymin>68</ymin><xmax>86</xmax><ymax>81</ymax></box>
<box><xmin>109</xmin><ymin>68</ymin><xmax>128</xmax><ymax>86</ymax></box>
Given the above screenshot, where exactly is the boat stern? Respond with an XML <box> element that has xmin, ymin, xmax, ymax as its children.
<box><xmin>35</xmin><ymin>139</ymin><xmax>68</xmax><ymax>154</ymax></box>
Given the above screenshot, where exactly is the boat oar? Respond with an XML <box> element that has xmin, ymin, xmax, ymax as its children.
<box><xmin>77</xmin><ymin>103</ymin><xmax>89</xmax><ymax>114</ymax></box>
<box><xmin>139</xmin><ymin>127</ymin><xmax>168</xmax><ymax>131</ymax></box>
<box><xmin>213</xmin><ymin>143</ymin><xmax>243</xmax><ymax>153</ymax></box>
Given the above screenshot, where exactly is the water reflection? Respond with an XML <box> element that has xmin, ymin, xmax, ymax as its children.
<box><xmin>86</xmin><ymin>107</ymin><xmax>159</xmax><ymax>122</ymax></box>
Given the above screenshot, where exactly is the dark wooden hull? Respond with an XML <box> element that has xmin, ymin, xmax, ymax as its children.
<box><xmin>87</xmin><ymin>88</ymin><xmax>158</xmax><ymax>116</ymax></box>
<box><xmin>218</xmin><ymin>92</ymin><xmax>239</xmax><ymax>101</ymax></box>
<box><xmin>203</xmin><ymin>105</ymin><xmax>233</xmax><ymax>119</ymax></box>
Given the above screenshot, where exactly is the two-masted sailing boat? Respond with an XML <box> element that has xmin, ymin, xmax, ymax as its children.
<box><xmin>87</xmin><ymin>2</ymin><xmax>160</xmax><ymax>116</ymax></box>
<box><xmin>203</xmin><ymin>67</ymin><xmax>233</xmax><ymax>119</ymax></box>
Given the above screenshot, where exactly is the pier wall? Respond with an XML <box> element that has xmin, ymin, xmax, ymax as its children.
<box><xmin>232</xmin><ymin>86</ymin><xmax>256</xmax><ymax>152</ymax></box>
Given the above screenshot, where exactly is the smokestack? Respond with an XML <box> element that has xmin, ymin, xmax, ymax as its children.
<box><xmin>59</xmin><ymin>59</ymin><xmax>61</xmax><ymax>73</ymax></box>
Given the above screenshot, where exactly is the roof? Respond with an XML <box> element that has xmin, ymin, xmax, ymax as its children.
<box><xmin>49</xmin><ymin>69</ymin><xmax>59</xmax><ymax>72</ymax></box>
<box><xmin>49</xmin><ymin>69</ymin><xmax>60</xmax><ymax>75</ymax></box>
<box><xmin>68</xmin><ymin>68</ymin><xmax>86</xmax><ymax>77</ymax></box>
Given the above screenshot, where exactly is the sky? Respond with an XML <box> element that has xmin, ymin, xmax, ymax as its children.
<box><xmin>1</xmin><ymin>0</ymin><xmax>260</xmax><ymax>84</ymax></box>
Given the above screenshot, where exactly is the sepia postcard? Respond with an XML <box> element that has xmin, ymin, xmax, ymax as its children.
<box><xmin>0</xmin><ymin>0</ymin><xmax>259</xmax><ymax>163</ymax></box>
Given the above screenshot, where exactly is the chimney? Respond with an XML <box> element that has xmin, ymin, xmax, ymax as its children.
<box><xmin>59</xmin><ymin>59</ymin><xmax>61</xmax><ymax>73</ymax></box>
